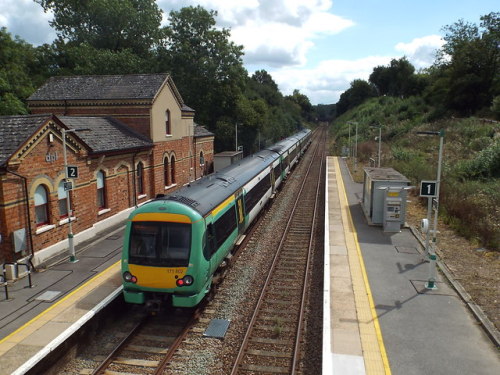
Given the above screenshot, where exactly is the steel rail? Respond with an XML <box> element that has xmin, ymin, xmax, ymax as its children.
<box><xmin>230</xmin><ymin>128</ymin><xmax>323</xmax><ymax>375</ymax></box>
<box><xmin>291</xmin><ymin>131</ymin><xmax>325</xmax><ymax>373</ymax></box>
<box><xmin>91</xmin><ymin>315</ymin><xmax>149</xmax><ymax>375</ymax></box>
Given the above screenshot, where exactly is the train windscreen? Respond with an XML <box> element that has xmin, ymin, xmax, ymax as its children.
<box><xmin>129</xmin><ymin>222</ymin><xmax>191</xmax><ymax>267</ymax></box>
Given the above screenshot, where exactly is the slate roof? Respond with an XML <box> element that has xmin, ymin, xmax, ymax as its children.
<box><xmin>194</xmin><ymin>124</ymin><xmax>214</xmax><ymax>138</ymax></box>
<box><xmin>58</xmin><ymin>116</ymin><xmax>153</xmax><ymax>154</ymax></box>
<box><xmin>28</xmin><ymin>73</ymin><xmax>172</xmax><ymax>102</ymax></box>
<box><xmin>0</xmin><ymin>114</ymin><xmax>53</xmax><ymax>167</ymax></box>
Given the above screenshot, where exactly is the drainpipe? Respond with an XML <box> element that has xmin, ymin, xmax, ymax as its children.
<box><xmin>132</xmin><ymin>152</ymin><xmax>138</xmax><ymax>208</ymax></box>
<box><xmin>5</xmin><ymin>169</ymin><xmax>35</xmax><ymax>270</ymax></box>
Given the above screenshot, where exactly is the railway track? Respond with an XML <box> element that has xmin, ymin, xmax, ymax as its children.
<box><xmin>230</xmin><ymin>129</ymin><xmax>325</xmax><ymax>374</ymax></box>
<box><xmin>90</xmin><ymin>308</ymin><xmax>200</xmax><ymax>375</ymax></box>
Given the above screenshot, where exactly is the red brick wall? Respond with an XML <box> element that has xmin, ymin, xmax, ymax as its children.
<box><xmin>30</xmin><ymin>104</ymin><xmax>152</xmax><ymax>139</ymax></box>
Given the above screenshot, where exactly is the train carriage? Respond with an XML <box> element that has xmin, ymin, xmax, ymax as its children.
<box><xmin>121</xmin><ymin>128</ymin><xmax>311</xmax><ymax>308</ymax></box>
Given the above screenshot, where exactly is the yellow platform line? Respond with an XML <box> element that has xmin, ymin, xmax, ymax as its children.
<box><xmin>333</xmin><ymin>157</ymin><xmax>392</xmax><ymax>375</ymax></box>
<box><xmin>0</xmin><ymin>261</ymin><xmax>121</xmax><ymax>349</ymax></box>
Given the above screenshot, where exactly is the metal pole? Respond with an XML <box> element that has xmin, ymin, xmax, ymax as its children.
<box><xmin>348</xmin><ymin>123</ymin><xmax>351</xmax><ymax>158</ymax></box>
<box><xmin>378</xmin><ymin>126</ymin><xmax>381</xmax><ymax>167</ymax></box>
<box><xmin>235</xmin><ymin>123</ymin><xmax>238</xmax><ymax>151</ymax></box>
<box><xmin>354</xmin><ymin>123</ymin><xmax>358</xmax><ymax>171</ymax></box>
<box><xmin>424</xmin><ymin>198</ymin><xmax>432</xmax><ymax>256</ymax></box>
<box><xmin>432</xmin><ymin>131</ymin><xmax>444</xmax><ymax>244</ymax></box>
<box><xmin>425</xmin><ymin>130</ymin><xmax>444</xmax><ymax>290</ymax></box>
<box><xmin>62</xmin><ymin>129</ymin><xmax>78</xmax><ymax>263</ymax></box>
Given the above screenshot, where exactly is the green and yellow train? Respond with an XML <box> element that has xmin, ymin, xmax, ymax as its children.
<box><xmin>121</xmin><ymin>129</ymin><xmax>312</xmax><ymax>308</ymax></box>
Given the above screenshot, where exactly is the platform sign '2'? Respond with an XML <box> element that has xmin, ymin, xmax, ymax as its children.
<box><xmin>66</xmin><ymin>166</ymin><xmax>79</xmax><ymax>179</ymax></box>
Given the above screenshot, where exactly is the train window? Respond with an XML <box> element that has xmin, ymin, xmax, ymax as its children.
<box><xmin>244</xmin><ymin>173</ymin><xmax>271</xmax><ymax>213</ymax></box>
<box><xmin>203</xmin><ymin>223</ymin><xmax>217</xmax><ymax>259</ymax></box>
<box><xmin>213</xmin><ymin>207</ymin><xmax>237</xmax><ymax>249</ymax></box>
<box><xmin>129</xmin><ymin>222</ymin><xmax>191</xmax><ymax>266</ymax></box>
<box><xmin>273</xmin><ymin>163</ymin><xmax>282</xmax><ymax>179</ymax></box>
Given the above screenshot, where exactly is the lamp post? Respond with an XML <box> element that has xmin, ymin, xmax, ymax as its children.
<box><xmin>347</xmin><ymin>121</ymin><xmax>358</xmax><ymax>169</ymax></box>
<box><xmin>370</xmin><ymin>123</ymin><xmax>382</xmax><ymax>167</ymax></box>
<box><xmin>348</xmin><ymin>123</ymin><xmax>351</xmax><ymax>158</ymax></box>
<box><xmin>62</xmin><ymin>127</ymin><xmax>89</xmax><ymax>263</ymax></box>
<box><xmin>417</xmin><ymin>129</ymin><xmax>445</xmax><ymax>289</ymax></box>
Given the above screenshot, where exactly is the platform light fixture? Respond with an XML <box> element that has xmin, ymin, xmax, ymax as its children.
<box><xmin>370</xmin><ymin>123</ymin><xmax>382</xmax><ymax>167</ymax></box>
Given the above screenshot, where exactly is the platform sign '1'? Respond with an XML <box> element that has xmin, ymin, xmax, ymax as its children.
<box><xmin>420</xmin><ymin>180</ymin><xmax>437</xmax><ymax>197</ymax></box>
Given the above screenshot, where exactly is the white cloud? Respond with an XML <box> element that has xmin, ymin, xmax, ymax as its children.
<box><xmin>271</xmin><ymin>56</ymin><xmax>392</xmax><ymax>104</ymax></box>
<box><xmin>0</xmin><ymin>0</ymin><xmax>55</xmax><ymax>45</ymax></box>
<box><xmin>159</xmin><ymin>0</ymin><xmax>354</xmax><ymax>68</ymax></box>
<box><xmin>395</xmin><ymin>35</ymin><xmax>444</xmax><ymax>69</ymax></box>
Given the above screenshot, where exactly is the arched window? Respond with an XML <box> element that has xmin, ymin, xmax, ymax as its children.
<box><xmin>35</xmin><ymin>185</ymin><xmax>50</xmax><ymax>226</ymax></box>
<box><xmin>57</xmin><ymin>181</ymin><xmax>70</xmax><ymax>218</ymax></box>
<box><xmin>164</xmin><ymin>157</ymin><xmax>170</xmax><ymax>186</ymax></box>
<box><xmin>96</xmin><ymin>170</ymin><xmax>106</xmax><ymax>209</ymax></box>
<box><xmin>170</xmin><ymin>155</ymin><xmax>176</xmax><ymax>184</ymax></box>
<box><xmin>199</xmin><ymin>151</ymin><xmax>205</xmax><ymax>166</ymax></box>
<box><xmin>137</xmin><ymin>162</ymin><xmax>144</xmax><ymax>194</ymax></box>
<box><xmin>165</xmin><ymin>110</ymin><xmax>171</xmax><ymax>135</ymax></box>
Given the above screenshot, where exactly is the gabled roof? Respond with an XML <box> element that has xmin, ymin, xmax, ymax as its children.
<box><xmin>0</xmin><ymin>114</ymin><xmax>153</xmax><ymax>168</ymax></box>
<box><xmin>0</xmin><ymin>114</ymin><xmax>53</xmax><ymax>167</ymax></box>
<box><xmin>27</xmin><ymin>73</ymin><xmax>178</xmax><ymax>102</ymax></box>
<box><xmin>58</xmin><ymin>116</ymin><xmax>153</xmax><ymax>154</ymax></box>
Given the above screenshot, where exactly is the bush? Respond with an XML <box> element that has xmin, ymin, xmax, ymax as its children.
<box><xmin>441</xmin><ymin>179</ymin><xmax>500</xmax><ymax>250</ymax></box>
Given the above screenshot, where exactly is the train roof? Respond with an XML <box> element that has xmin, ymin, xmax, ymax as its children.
<box><xmin>149</xmin><ymin>129</ymin><xmax>310</xmax><ymax>217</ymax></box>
<box><xmin>156</xmin><ymin>149</ymin><xmax>278</xmax><ymax>216</ymax></box>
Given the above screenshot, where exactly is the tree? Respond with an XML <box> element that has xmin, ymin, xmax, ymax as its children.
<box><xmin>157</xmin><ymin>6</ymin><xmax>246</xmax><ymax>130</ymax></box>
<box><xmin>336</xmin><ymin>79</ymin><xmax>377</xmax><ymax>115</ymax></box>
<box><xmin>248</xmin><ymin>70</ymin><xmax>282</xmax><ymax>107</ymax></box>
<box><xmin>35</xmin><ymin>0</ymin><xmax>164</xmax><ymax>56</ymax></box>
<box><xmin>0</xmin><ymin>28</ymin><xmax>51</xmax><ymax>115</ymax></box>
<box><xmin>369</xmin><ymin>57</ymin><xmax>422</xmax><ymax>98</ymax></box>
<box><xmin>430</xmin><ymin>12</ymin><xmax>500</xmax><ymax>114</ymax></box>
<box><xmin>286</xmin><ymin>89</ymin><xmax>314</xmax><ymax>122</ymax></box>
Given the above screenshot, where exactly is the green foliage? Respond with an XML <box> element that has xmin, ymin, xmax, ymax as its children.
<box><xmin>427</xmin><ymin>12</ymin><xmax>500</xmax><ymax>115</ymax></box>
<box><xmin>0</xmin><ymin>27</ymin><xmax>50</xmax><ymax>115</ymax></box>
<box><xmin>157</xmin><ymin>6</ymin><xmax>246</xmax><ymax>130</ymax></box>
<box><xmin>58</xmin><ymin>43</ymin><xmax>151</xmax><ymax>75</ymax></box>
<box><xmin>35</xmin><ymin>0</ymin><xmax>164</xmax><ymax>55</ymax></box>
<box><xmin>0</xmin><ymin>3</ymin><xmax>311</xmax><ymax>155</ymax></box>
<box><xmin>336</xmin><ymin>79</ymin><xmax>377</xmax><ymax>115</ymax></box>
<box><xmin>492</xmin><ymin>96</ymin><xmax>500</xmax><ymax>120</ymax></box>
<box><xmin>441</xmin><ymin>179</ymin><xmax>500</xmax><ymax>249</ymax></box>
<box><xmin>369</xmin><ymin>57</ymin><xmax>426</xmax><ymax>97</ymax></box>
<box><xmin>454</xmin><ymin>139</ymin><xmax>500</xmax><ymax>180</ymax></box>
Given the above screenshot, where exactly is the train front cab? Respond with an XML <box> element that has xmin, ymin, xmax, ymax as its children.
<box><xmin>122</xmin><ymin>208</ymin><xmax>211</xmax><ymax>308</ymax></box>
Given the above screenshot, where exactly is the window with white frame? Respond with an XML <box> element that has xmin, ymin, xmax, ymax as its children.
<box><xmin>96</xmin><ymin>170</ymin><xmax>106</xmax><ymax>209</ymax></box>
<box><xmin>170</xmin><ymin>155</ymin><xmax>176</xmax><ymax>184</ymax></box>
<box><xmin>57</xmin><ymin>181</ymin><xmax>69</xmax><ymax>218</ymax></box>
<box><xmin>199</xmin><ymin>151</ymin><xmax>205</xmax><ymax>166</ymax></box>
<box><xmin>165</xmin><ymin>109</ymin><xmax>171</xmax><ymax>135</ymax></box>
<box><xmin>137</xmin><ymin>162</ymin><xmax>144</xmax><ymax>194</ymax></box>
<box><xmin>35</xmin><ymin>185</ymin><xmax>50</xmax><ymax>226</ymax></box>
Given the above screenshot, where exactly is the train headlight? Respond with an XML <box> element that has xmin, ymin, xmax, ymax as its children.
<box><xmin>176</xmin><ymin>275</ymin><xmax>194</xmax><ymax>287</ymax></box>
<box><xmin>183</xmin><ymin>275</ymin><xmax>194</xmax><ymax>286</ymax></box>
<box><xmin>123</xmin><ymin>271</ymin><xmax>137</xmax><ymax>283</ymax></box>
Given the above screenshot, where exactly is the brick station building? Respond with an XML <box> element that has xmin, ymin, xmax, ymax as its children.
<box><xmin>0</xmin><ymin>74</ymin><xmax>214</xmax><ymax>268</ymax></box>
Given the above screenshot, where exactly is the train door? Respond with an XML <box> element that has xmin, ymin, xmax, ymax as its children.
<box><xmin>235</xmin><ymin>192</ymin><xmax>245</xmax><ymax>234</ymax></box>
<box><xmin>270</xmin><ymin>166</ymin><xmax>276</xmax><ymax>193</ymax></box>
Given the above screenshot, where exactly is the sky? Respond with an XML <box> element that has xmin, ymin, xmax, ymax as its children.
<box><xmin>0</xmin><ymin>0</ymin><xmax>498</xmax><ymax>105</ymax></box>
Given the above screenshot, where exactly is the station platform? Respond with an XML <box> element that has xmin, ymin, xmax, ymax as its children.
<box><xmin>0</xmin><ymin>226</ymin><xmax>124</xmax><ymax>375</ymax></box>
<box><xmin>323</xmin><ymin>156</ymin><xmax>499</xmax><ymax>375</ymax></box>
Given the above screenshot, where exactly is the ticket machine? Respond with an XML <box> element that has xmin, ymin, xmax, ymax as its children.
<box><xmin>382</xmin><ymin>188</ymin><xmax>408</xmax><ymax>232</ymax></box>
